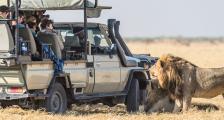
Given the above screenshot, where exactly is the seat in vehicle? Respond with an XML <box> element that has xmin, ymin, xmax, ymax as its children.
<box><xmin>19</xmin><ymin>28</ymin><xmax>38</xmax><ymax>55</ymax></box>
<box><xmin>64</xmin><ymin>35</ymin><xmax>81</xmax><ymax>50</ymax></box>
<box><xmin>0</xmin><ymin>23</ymin><xmax>14</xmax><ymax>52</ymax></box>
<box><xmin>37</xmin><ymin>32</ymin><xmax>64</xmax><ymax>59</ymax></box>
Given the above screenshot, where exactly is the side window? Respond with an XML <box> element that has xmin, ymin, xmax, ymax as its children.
<box><xmin>88</xmin><ymin>28</ymin><xmax>112</xmax><ymax>55</ymax></box>
<box><xmin>93</xmin><ymin>28</ymin><xmax>111</xmax><ymax>47</ymax></box>
<box><xmin>56</xmin><ymin>27</ymin><xmax>85</xmax><ymax>60</ymax></box>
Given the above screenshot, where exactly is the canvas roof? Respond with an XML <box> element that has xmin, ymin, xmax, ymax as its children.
<box><xmin>0</xmin><ymin>0</ymin><xmax>101</xmax><ymax>10</ymax></box>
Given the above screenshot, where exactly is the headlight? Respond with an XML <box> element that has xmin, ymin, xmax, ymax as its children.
<box><xmin>143</xmin><ymin>63</ymin><xmax>150</xmax><ymax>69</ymax></box>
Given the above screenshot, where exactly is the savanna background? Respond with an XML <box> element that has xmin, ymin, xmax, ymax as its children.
<box><xmin>2</xmin><ymin>38</ymin><xmax>224</xmax><ymax>120</ymax></box>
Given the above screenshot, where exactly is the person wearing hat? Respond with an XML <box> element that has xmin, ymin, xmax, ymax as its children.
<box><xmin>0</xmin><ymin>5</ymin><xmax>9</xmax><ymax>19</ymax></box>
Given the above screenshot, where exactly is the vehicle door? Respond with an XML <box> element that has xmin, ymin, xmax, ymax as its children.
<box><xmin>57</xmin><ymin>26</ymin><xmax>90</xmax><ymax>94</ymax></box>
<box><xmin>90</xmin><ymin>27</ymin><xmax>121</xmax><ymax>93</ymax></box>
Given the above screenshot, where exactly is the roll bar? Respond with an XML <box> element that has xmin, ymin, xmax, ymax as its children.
<box><xmin>84</xmin><ymin>0</ymin><xmax>88</xmax><ymax>59</ymax></box>
<box><xmin>83</xmin><ymin>0</ymin><xmax>99</xmax><ymax>58</ymax></box>
<box><xmin>14</xmin><ymin>0</ymin><xmax>19</xmax><ymax>58</ymax></box>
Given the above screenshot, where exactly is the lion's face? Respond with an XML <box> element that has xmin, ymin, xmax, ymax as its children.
<box><xmin>149</xmin><ymin>54</ymin><xmax>184</xmax><ymax>100</ymax></box>
<box><xmin>150</xmin><ymin>60</ymin><xmax>169</xmax><ymax>89</ymax></box>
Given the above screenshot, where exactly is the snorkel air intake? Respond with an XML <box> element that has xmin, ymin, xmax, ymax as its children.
<box><xmin>114</xmin><ymin>21</ymin><xmax>133</xmax><ymax>57</ymax></box>
<box><xmin>108</xmin><ymin>19</ymin><xmax>117</xmax><ymax>43</ymax></box>
<box><xmin>108</xmin><ymin>19</ymin><xmax>138</xmax><ymax>67</ymax></box>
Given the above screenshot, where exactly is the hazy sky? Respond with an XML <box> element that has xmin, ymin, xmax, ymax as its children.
<box><xmin>48</xmin><ymin>0</ymin><xmax>224</xmax><ymax>37</ymax></box>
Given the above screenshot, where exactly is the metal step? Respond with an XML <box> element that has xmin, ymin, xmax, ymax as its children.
<box><xmin>74</xmin><ymin>92</ymin><xmax>126</xmax><ymax>101</ymax></box>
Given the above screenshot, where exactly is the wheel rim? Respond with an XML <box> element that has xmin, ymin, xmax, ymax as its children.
<box><xmin>50</xmin><ymin>91</ymin><xmax>62</xmax><ymax>112</ymax></box>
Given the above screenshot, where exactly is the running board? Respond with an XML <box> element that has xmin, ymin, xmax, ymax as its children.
<box><xmin>74</xmin><ymin>92</ymin><xmax>127</xmax><ymax>101</ymax></box>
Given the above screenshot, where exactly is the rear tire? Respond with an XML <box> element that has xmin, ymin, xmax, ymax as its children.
<box><xmin>45</xmin><ymin>82</ymin><xmax>67</xmax><ymax>113</ymax></box>
<box><xmin>126</xmin><ymin>79</ymin><xmax>140</xmax><ymax>113</ymax></box>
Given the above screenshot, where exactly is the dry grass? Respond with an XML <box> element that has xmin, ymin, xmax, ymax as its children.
<box><xmin>2</xmin><ymin>40</ymin><xmax>224</xmax><ymax>120</ymax></box>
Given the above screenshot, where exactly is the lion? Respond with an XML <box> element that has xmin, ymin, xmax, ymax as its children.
<box><xmin>144</xmin><ymin>79</ymin><xmax>175</xmax><ymax>113</ymax></box>
<box><xmin>150</xmin><ymin>54</ymin><xmax>224</xmax><ymax>112</ymax></box>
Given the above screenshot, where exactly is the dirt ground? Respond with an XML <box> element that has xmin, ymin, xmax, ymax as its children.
<box><xmin>1</xmin><ymin>40</ymin><xmax>224</xmax><ymax>120</ymax></box>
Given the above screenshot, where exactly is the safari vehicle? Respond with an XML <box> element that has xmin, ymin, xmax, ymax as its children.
<box><xmin>0</xmin><ymin>0</ymin><xmax>150</xmax><ymax>113</ymax></box>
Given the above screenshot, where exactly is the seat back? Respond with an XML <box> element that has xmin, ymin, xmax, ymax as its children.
<box><xmin>64</xmin><ymin>35</ymin><xmax>81</xmax><ymax>50</ymax></box>
<box><xmin>37</xmin><ymin>32</ymin><xmax>64</xmax><ymax>59</ymax></box>
<box><xmin>19</xmin><ymin>28</ymin><xmax>37</xmax><ymax>55</ymax></box>
<box><xmin>0</xmin><ymin>23</ymin><xmax>14</xmax><ymax>52</ymax></box>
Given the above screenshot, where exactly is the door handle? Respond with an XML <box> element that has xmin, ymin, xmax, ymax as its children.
<box><xmin>89</xmin><ymin>69</ymin><xmax>93</xmax><ymax>77</ymax></box>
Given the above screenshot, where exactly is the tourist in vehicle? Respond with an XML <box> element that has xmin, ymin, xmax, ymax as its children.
<box><xmin>94</xmin><ymin>36</ymin><xmax>102</xmax><ymax>47</ymax></box>
<box><xmin>27</xmin><ymin>16</ymin><xmax>37</xmax><ymax>24</ymax></box>
<box><xmin>18</xmin><ymin>12</ymin><xmax>26</xmax><ymax>28</ymax></box>
<box><xmin>26</xmin><ymin>16</ymin><xmax>43</xmax><ymax>54</ymax></box>
<box><xmin>12</xmin><ymin>11</ymin><xmax>26</xmax><ymax>28</ymax></box>
<box><xmin>34</xmin><ymin>10</ymin><xmax>50</xmax><ymax>31</ymax></box>
<box><xmin>34</xmin><ymin>10</ymin><xmax>46</xmax><ymax>23</ymax></box>
<box><xmin>27</xmin><ymin>16</ymin><xmax>38</xmax><ymax>36</ymax></box>
<box><xmin>74</xmin><ymin>29</ymin><xmax>85</xmax><ymax>47</ymax></box>
<box><xmin>93</xmin><ymin>35</ymin><xmax>105</xmax><ymax>53</ymax></box>
<box><xmin>0</xmin><ymin>5</ymin><xmax>9</xmax><ymax>19</ymax></box>
<box><xmin>27</xmin><ymin>21</ymin><xmax>37</xmax><ymax>37</ymax></box>
<box><xmin>40</xmin><ymin>18</ymin><xmax>57</xmax><ymax>34</ymax></box>
<box><xmin>39</xmin><ymin>18</ymin><xmax>64</xmax><ymax>51</ymax></box>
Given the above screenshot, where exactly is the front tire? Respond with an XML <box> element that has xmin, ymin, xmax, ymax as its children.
<box><xmin>126</xmin><ymin>79</ymin><xmax>140</xmax><ymax>113</ymax></box>
<box><xmin>45</xmin><ymin>82</ymin><xmax>67</xmax><ymax>113</ymax></box>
